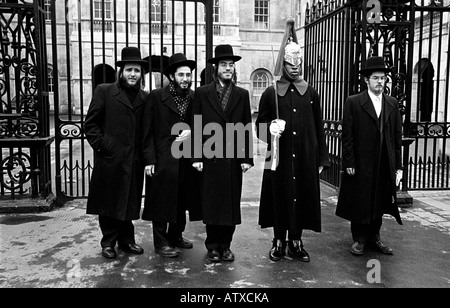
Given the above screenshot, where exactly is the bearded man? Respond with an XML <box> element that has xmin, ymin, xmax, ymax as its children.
<box><xmin>84</xmin><ymin>46</ymin><xmax>148</xmax><ymax>259</ymax></box>
<box><xmin>142</xmin><ymin>53</ymin><xmax>202</xmax><ymax>258</ymax></box>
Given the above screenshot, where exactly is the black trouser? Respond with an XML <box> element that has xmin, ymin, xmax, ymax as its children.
<box><xmin>99</xmin><ymin>215</ymin><xmax>136</xmax><ymax>248</ymax></box>
<box><xmin>273</xmin><ymin>228</ymin><xmax>303</xmax><ymax>241</ymax></box>
<box><xmin>205</xmin><ymin>225</ymin><xmax>236</xmax><ymax>251</ymax></box>
<box><xmin>152</xmin><ymin>219</ymin><xmax>186</xmax><ymax>249</ymax></box>
<box><xmin>351</xmin><ymin>218</ymin><xmax>383</xmax><ymax>243</ymax></box>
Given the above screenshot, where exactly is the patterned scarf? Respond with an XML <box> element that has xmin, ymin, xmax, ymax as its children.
<box><xmin>169</xmin><ymin>82</ymin><xmax>191</xmax><ymax>121</ymax></box>
<box><xmin>216</xmin><ymin>80</ymin><xmax>233</xmax><ymax>111</ymax></box>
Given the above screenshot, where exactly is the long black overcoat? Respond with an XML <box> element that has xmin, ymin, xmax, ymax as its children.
<box><xmin>141</xmin><ymin>86</ymin><xmax>202</xmax><ymax>223</ymax></box>
<box><xmin>84</xmin><ymin>83</ymin><xmax>147</xmax><ymax>221</ymax></box>
<box><xmin>256</xmin><ymin>83</ymin><xmax>330</xmax><ymax>233</ymax></box>
<box><xmin>336</xmin><ymin>90</ymin><xmax>403</xmax><ymax>225</ymax></box>
<box><xmin>192</xmin><ymin>82</ymin><xmax>254</xmax><ymax>226</ymax></box>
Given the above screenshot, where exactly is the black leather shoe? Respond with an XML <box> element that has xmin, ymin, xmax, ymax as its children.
<box><xmin>171</xmin><ymin>238</ymin><xmax>194</xmax><ymax>249</ymax></box>
<box><xmin>221</xmin><ymin>248</ymin><xmax>235</xmax><ymax>262</ymax></box>
<box><xmin>206</xmin><ymin>249</ymin><xmax>221</xmax><ymax>262</ymax></box>
<box><xmin>287</xmin><ymin>240</ymin><xmax>310</xmax><ymax>262</ymax></box>
<box><xmin>155</xmin><ymin>245</ymin><xmax>179</xmax><ymax>258</ymax></box>
<box><xmin>119</xmin><ymin>243</ymin><xmax>144</xmax><ymax>254</ymax></box>
<box><xmin>350</xmin><ymin>242</ymin><xmax>365</xmax><ymax>256</ymax></box>
<box><xmin>269</xmin><ymin>239</ymin><xmax>286</xmax><ymax>262</ymax></box>
<box><xmin>373</xmin><ymin>240</ymin><xmax>393</xmax><ymax>255</ymax></box>
<box><xmin>102</xmin><ymin>247</ymin><xmax>116</xmax><ymax>259</ymax></box>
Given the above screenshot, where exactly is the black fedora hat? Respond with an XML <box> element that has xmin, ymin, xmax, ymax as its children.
<box><xmin>116</xmin><ymin>47</ymin><xmax>149</xmax><ymax>71</ymax></box>
<box><xmin>359</xmin><ymin>56</ymin><xmax>391</xmax><ymax>76</ymax></box>
<box><xmin>164</xmin><ymin>53</ymin><xmax>196</xmax><ymax>75</ymax></box>
<box><xmin>143</xmin><ymin>55</ymin><xmax>170</xmax><ymax>76</ymax></box>
<box><xmin>208</xmin><ymin>44</ymin><xmax>242</xmax><ymax>65</ymax></box>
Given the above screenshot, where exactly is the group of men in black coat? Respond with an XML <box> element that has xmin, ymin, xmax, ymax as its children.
<box><xmin>84</xmin><ymin>45</ymin><xmax>254</xmax><ymax>262</ymax></box>
<box><xmin>84</xmin><ymin>38</ymin><xmax>403</xmax><ymax>263</ymax></box>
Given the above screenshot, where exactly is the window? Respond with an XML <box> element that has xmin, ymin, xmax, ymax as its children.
<box><xmin>213</xmin><ymin>0</ymin><xmax>220</xmax><ymax>23</ymax></box>
<box><xmin>44</xmin><ymin>0</ymin><xmax>51</xmax><ymax>21</ymax></box>
<box><xmin>253</xmin><ymin>72</ymin><xmax>269</xmax><ymax>96</ymax></box>
<box><xmin>254</xmin><ymin>0</ymin><xmax>269</xmax><ymax>30</ymax></box>
<box><xmin>94</xmin><ymin>0</ymin><xmax>112</xmax><ymax>20</ymax></box>
<box><xmin>252</xmin><ymin>70</ymin><xmax>270</xmax><ymax>111</ymax></box>
<box><xmin>93</xmin><ymin>0</ymin><xmax>112</xmax><ymax>32</ymax></box>
<box><xmin>151</xmin><ymin>0</ymin><xmax>167</xmax><ymax>22</ymax></box>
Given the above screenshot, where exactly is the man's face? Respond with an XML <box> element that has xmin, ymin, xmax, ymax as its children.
<box><xmin>122</xmin><ymin>63</ymin><xmax>142</xmax><ymax>87</ymax></box>
<box><xmin>171</xmin><ymin>66</ymin><xmax>192</xmax><ymax>90</ymax></box>
<box><xmin>284</xmin><ymin>62</ymin><xmax>301</xmax><ymax>80</ymax></box>
<box><xmin>217</xmin><ymin>60</ymin><xmax>235</xmax><ymax>83</ymax></box>
<box><xmin>365</xmin><ymin>71</ymin><xmax>386</xmax><ymax>95</ymax></box>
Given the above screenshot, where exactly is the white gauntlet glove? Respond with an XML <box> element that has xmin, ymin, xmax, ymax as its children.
<box><xmin>269</xmin><ymin>119</ymin><xmax>286</xmax><ymax>137</ymax></box>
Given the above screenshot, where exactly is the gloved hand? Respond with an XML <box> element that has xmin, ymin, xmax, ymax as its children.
<box><xmin>269</xmin><ymin>119</ymin><xmax>286</xmax><ymax>137</ymax></box>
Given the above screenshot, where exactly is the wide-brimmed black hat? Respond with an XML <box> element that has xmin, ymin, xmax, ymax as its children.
<box><xmin>116</xmin><ymin>47</ymin><xmax>149</xmax><ymax>71</ymax></box>
<box><xmin>359</xmin><ymin>56</ymin><xmax>391</xmax><ymax>76</ymax></box>
<box><xmin>208</xmin><ymin>44</ymin><xmax>242</xmax><ymax>65</ymax></box>
<box><xmin>164</xmin><ymin>53</ymin><xmax>196</xmax><ymax>75</ymax></box>
<box><xmin>143</xmin><ymin>55</ymin><xmax>170</xmax><ymax>76</ymax></box>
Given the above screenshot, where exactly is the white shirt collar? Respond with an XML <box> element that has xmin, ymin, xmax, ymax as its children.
<box><xmin>368</xmin><ymin>90</ymin><xmax>383</xmax><ymax>117</ymax></box>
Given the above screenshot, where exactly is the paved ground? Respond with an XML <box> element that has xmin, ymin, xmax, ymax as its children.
<box><xmin>1</xmin><ymin>150</ymin><xmax>449</xmax><ymax>290</ymax></box>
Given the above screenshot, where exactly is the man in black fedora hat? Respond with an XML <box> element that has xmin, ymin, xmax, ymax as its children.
<box><xmin>336</xmin><ymin>56</ymin><xmax>403</xmax><ymax>256</ymax></box>
<box><xmin>84</xmin><ymin>46</ymin><xmax>148</xmax><ymax>259</ymax></box>
<box><xmin>142</xmin><ymin>53</ymin><xmax>202</xmax><ymax>258</ymax></box>
<box><xmin>191</xmin><ymin>44</ymin><xmax>254</xmax><ymax>262</ymax></box>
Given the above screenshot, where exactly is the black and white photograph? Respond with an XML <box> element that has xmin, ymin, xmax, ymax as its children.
<box><xmin>0</xmin><ymin>0</ymin><xmax>449</xmax><ymax>295</ymax></box>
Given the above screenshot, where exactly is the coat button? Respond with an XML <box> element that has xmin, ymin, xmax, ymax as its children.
<box><xmin>293</xmin><ymin>109</ymin><xmax>297</xmax><ymax>112</ymax></box>
<box><xmin>293</xmin><ymin>154</ymin><xmax>296</xmax><ymax>158</ymax></box>
<box><xmin>293</xmin><ymin>132</ymin><xmax>297</xmax><ymax>136</ymax></box>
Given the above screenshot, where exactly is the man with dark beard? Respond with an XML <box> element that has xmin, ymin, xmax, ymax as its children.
<box><xmin>84</xmin><ymin>47</ymin><xmax>148</xmax><ymax>259</ymax></box>
<box><xmin>142</xmin><ymin>53</ymin><xmax>202</xmax><ymax>258</ymax></box>
<box><xmin>192</xmin><ymin>45</ymin><xmax>254</xmax><ymax>263</ymax></box>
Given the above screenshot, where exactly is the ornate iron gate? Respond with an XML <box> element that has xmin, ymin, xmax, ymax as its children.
<box><xmin>305</xmin><ymin>0</ymin><xmax>450</xmax><ymax>191</ymax></box>
<box><xmin>0</xmin><ymin>0</ymin><xmax>54</xmax><ymax>201</ymax></box>
<box><xmin>47</xmin><ymin>0</ymin><xmax>214</xmax><ymax>199</ymax></box>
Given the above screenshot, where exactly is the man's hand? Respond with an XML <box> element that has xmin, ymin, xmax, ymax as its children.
<box><xmin>175</xmin><ymin>130</ymin><xmax>191</xmax><ymax>142</ymax></box>
<box><xmin>346</xmin><ymin>168</ymin><xmax>355</xmax><ymax>176</ymax></box>
<box><xmin>145</xmin><ymin>165</ymin><xmax>155</xmax><ymax>177</ymax></box>
<box><xmin>193</xmin><ymin>162</ymin><xmax>203</xmax><ymax>172</ymax></box>
<box><xmin>319</xmin><ymin>166</ymin><xmax>324</xmax><ymax>175</ymax></box>
<box><xmin>241</xmin><ymin>163</ymin><xmax>252</xmax><ymax>173</ymax></box>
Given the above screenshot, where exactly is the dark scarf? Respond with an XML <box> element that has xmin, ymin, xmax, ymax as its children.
<box><xmin>216</xmin><ymin>80</ymin><xmax>233</xmax><ymax>111</ymax></box>
<box><xmin>169</xmin><ymin>82</ymin><xmax>191</xmax><ymax>121</ymax></box>
<box><xmin>119</xmin><ymin>79</ymin><xmax>140</xmax><ymax>105</ymax></box>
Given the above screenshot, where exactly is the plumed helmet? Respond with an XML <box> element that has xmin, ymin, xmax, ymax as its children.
<box><xmin>274</xmin><ymin>17</ymin><xmax>301</xmax><ymax>76</ymax></box>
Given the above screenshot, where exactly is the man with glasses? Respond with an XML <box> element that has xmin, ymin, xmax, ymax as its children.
<box><xmin>336</xmin><ymin>56</ymin><xmax>403</xmax><ymax>256</ymax></box>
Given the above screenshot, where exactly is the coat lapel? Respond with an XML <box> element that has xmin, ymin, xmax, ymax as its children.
<box><xmin>381</xmin><ymin>93</ymin><xmax>395</xmax><ymax>133</ymax></box>
<box><xmin>111</xmin><ymin>82</ymin><xmax>145</xmax><ymax>110</ymax></box>
<box><xmin>162</xmin><ymin>86</ymin><xmax>179</xmax><ymax>115</ymax></box>
<box><xmin>206</xmin><ymin>82</ymin><xmax>229</xmax><ymax>122</ymax></box>
<box><xmin>360</xmin><ymin>90</ymin><xmax>379</xmax><ymax>126</ymax></box>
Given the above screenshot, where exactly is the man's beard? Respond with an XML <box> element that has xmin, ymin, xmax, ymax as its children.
<box><xmin>217</xmin><ymin>71</ymin><xmax>235</xmax><ymax>86</ymax></box>
<box><xmin>119</xmin><ymin>75</ymin><xmax>141</xmax><ymax>90</ymax></box>
<box><xmin>173</xmin><ymin>79</ymin><xmax>192</xmax><ymax>95</ymax></box>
